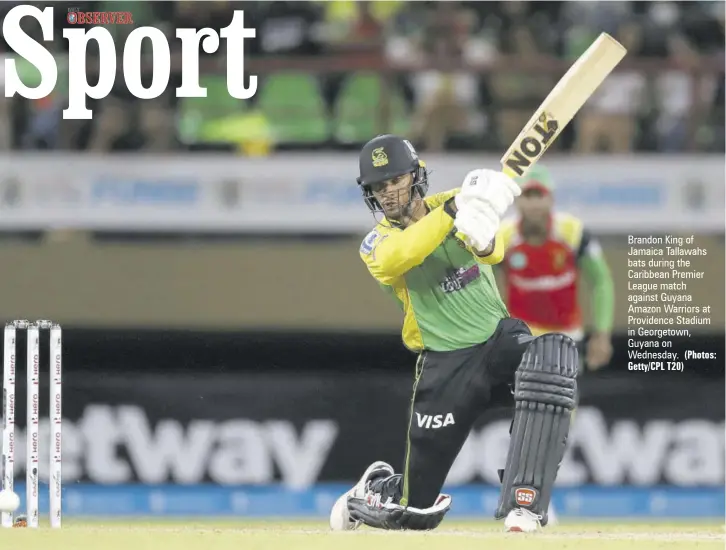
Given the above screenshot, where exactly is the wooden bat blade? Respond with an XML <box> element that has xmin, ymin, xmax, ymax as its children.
<box><xmin>500</xmin><ymin>32</ymin><xmax>627</xmax><ymax>180</ymax></box>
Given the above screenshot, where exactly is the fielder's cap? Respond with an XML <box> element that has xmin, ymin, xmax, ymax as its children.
<box><xmin>515</xmin><ymin>164</ymin><xmax>555</xmax><ymax>194</ymax></box>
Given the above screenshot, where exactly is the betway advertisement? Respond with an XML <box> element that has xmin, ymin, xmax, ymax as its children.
<box><xmin>2</xmin><ymin>373</ymin><xmax>722</xmax><ymax>489</ymax></box>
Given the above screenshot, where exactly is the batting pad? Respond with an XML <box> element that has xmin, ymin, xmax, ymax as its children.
<box><xmin>495</xmin><ymin>333</ymin><xmax>578</xmax><ymax>524</ymax></box>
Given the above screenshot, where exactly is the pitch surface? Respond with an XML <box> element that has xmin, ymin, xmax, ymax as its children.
<box><xmin>2</xmin><ymin>519</ymin><xmax>723</xmax><ymax>550</ymax></box>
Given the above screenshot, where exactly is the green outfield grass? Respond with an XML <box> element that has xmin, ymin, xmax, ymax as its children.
<box><xmin>1</xmin><ymin>519</ymin><xmax>723</xmax><ymax>550</ymax></box>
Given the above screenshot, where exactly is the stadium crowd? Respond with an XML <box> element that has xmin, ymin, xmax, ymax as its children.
<box><xmin>0</xmin><ymin>0</ymin><xmax>723</xmax><ymax>153</ymax></box>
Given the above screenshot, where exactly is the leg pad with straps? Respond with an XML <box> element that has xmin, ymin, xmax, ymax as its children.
<box><xmin>495</xmin><ymin>333</ymin><xmax>578</xmax><ymax>524</ymax></box>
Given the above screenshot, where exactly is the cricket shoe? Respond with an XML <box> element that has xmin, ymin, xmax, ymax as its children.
<box><xmin>13</xmin><ymin>514</ymin><xmax>27</xmax><ymax>528</ymax></box>
<box><xmin>504</xmin><ymin>508</ymin><xmax>542</xmax><ymax>533</ymax></box>
<box><xmin>329</xmin><ymin>461</ymin><xmax>395</xmax><ymax>531</ymax></box>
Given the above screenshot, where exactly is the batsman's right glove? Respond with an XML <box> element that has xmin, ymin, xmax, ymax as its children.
<box><xmin>455</xmin><ymin>168</ymin><xmax>521</xmax><ymax>218</ymax></box>
<box><xmin>454</xmin><ymin>198</ymin><xmax>500</xmax><ymax>252</ymax></box>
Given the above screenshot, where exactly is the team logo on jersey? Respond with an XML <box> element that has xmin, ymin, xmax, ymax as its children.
<box><xmin>360</xmin><ymin>230</ymin><xmax>382</xmax><ymax>255</ymax></box>
<box><xmin>509</xmin><ymin>252</ymin><xmax>527</xmax><ymax>270</ymax></box>
<box><xmin>440</xmin><ymin>265</ymin><xmax>480</xmax><ymax>293</ymax></box>
<box><xmin>371</xmin><ymin>147</ymin><xmax>388</xmax><ymax>168</ymax></box>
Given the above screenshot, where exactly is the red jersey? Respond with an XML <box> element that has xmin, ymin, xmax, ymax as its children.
<box><xmin>500</xmin><ymin>213</ymin><xmax>588</xmax><ymax>337</ymax></box>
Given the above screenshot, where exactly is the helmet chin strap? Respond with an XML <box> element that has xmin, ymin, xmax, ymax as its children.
<box><xmin>384</xmin><ymin>196</ymin><xmax>421</xmax><ymax>228</ymax></box>
<box><xmin>384</xmin><ymin>186</ymin><xmax>416</xmax><ymax>226</ymax></box>
<box><xmin>400</xmin><ymin>201</ymin><xmax>416</xmax><ymax>225</ymax></box>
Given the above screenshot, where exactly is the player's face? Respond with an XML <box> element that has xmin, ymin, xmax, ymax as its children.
<box><xmin>370</xmin><ymin>172</ymin><xmax>414</xmax><ymax>219</ymax></box>
<box><xmin>516</xmin><ymin>188</ymin><xmax>553</xmax><ymax>225</ymax></box>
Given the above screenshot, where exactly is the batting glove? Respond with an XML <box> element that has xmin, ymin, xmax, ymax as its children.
<box><xmin>455</xmin><ymin>169</ymin><xmax>521</xmax><ymax>218</ymax></box>
<box><xmin>454</xmin><ymin>200</ymin><xmax>500</xmax><ymax>252</ymax></box>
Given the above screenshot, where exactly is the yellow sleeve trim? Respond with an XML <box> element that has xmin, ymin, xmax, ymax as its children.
<box><xmin>498</xmin><ymin>218</ymin><xmax>517</xmax><ymax>252</ymax></box>
<box><xmin>360</xmin><ymin>207</ymin><xmax>455</xmax><ymax>285</ymax></box>
<box><xmin>392</xmin><ymin>279</ymin><xmax>424</xmax><ymax>352</ymax></box>
<box><xmin>472</xmin><ymin>233</ymin><xmax>505</xmax><ymax>265</ymax></box>
<box><xmin>425</xmin><ymin>189</ymin><xmax>459</xmax><ymax>209</ymax></box>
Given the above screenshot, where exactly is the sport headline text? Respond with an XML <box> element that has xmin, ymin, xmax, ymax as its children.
<box><xmin>3</xmin><ymin>5</ymin><xmax>257</xmax><ymax>119</ymax></box>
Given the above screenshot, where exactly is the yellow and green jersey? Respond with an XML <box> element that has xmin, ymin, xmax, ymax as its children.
<box><xmin>360</xmin><ymin>190</ymin><xmax>509</xmax><ymax>353</ymax></box>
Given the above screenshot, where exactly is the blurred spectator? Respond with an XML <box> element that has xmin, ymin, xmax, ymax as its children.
<box><xmin>345</xmin><ymin>2</ymin><xmax>384</xmax><ymax>45</ymax></box>
<box><xmin>681</xmin><ymin>0</ymin><xmax>725</xmax><ymax>151</ymax></box>
<box><xmin>0</xmin><ymin>56</ymin><xmax>10</xmax><ymax>150</ymax></box>
<box><xmin>561</xmin><ymin>0</ymin><xmax>631</xmax><ymax>37</ymax></box>
<box><xmin>320</xmin><ymin>0</ymin><xmax>400</xmax><ymax>48</ymax></box>
<box><xmin>654</xmin><ymin>34</ymin><xmax>703</xmax><ymax>152</ymax></box>
<box><xmin>256</xmin><ymin>1</ymin><xmax>323</xmax><ymax>55</ymax></box>
<box><xmin>489</xmin><ymin>7</ymin><xmax>558</xmax><ymax>150</ymax></box>
<box><xmin>407</xmin><ymin>2</ymin><xmax>486</xmax><ymax>151</ymax></box>
<box><xmin>173</xmin><ymin>1</ymin><xmax>235</xmax><ymax>37</ymax></box>
<box><xmin>574</xmin><ymin>20</ymin><xmax>646</xmax><ymax>153</ymax></box>
<box><xmin>0</xmin><ymin>0</ymin><xmax>723</xmax><ymax>154</ymax></box>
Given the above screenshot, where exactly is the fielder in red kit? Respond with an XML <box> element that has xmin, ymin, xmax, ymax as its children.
<box><xmin>498</xmin><ymin>165</ymin><xmax>615</xmax><ymax>371</ymax></box>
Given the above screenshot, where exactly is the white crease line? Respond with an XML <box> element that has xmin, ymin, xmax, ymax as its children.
<box><xmin>70</xmin><ymin>526</ymin><xmax>725</xmax><ymax>542</ymax></box>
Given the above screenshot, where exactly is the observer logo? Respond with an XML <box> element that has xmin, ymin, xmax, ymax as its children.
<box><xmin>67</xmin><ymin>7</ymin><xmax>134</xmax><ymax>25</ymax></box>
<box><xmin>3</xmin><ymin>5</ymin><xmax>258</xmax><ymax>119</ymax></box>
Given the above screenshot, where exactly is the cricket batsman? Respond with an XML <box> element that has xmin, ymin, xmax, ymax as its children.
<box><xmin>498</xmin><ymin>165</ymin><xmax>615</xmax><ymax>371</ymax></box>
<box><xmin>329</xmin><ymin>135</ymin><xmax>579</xmax><ymax>533</ymax></box>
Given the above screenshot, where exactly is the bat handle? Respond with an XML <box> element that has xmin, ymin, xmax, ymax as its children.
<box><xmin>501</xmin><ymin>166</ymin><xmax>517</xmax><ymax>179</ymax></box>
<box><xmin>501</xmin><ymin>164</ymin><xmax>536</xmax><ymax>182</ymax></box>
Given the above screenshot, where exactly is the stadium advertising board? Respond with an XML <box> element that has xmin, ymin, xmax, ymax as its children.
<box><xmin>0</xmin><ymin>154</ymin><xmax>722</xmax><ymax>233</ymax></box>
<box><xmin>3</xmin><ymin>372</ymin><xmax>721</xmax><ymax>488</ymax></box>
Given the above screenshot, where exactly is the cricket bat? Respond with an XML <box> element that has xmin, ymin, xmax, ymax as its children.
<box><xmin>500</xmin><ymin>32</ymin><xmax>627</xmax><ymax>180</ymax></box>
